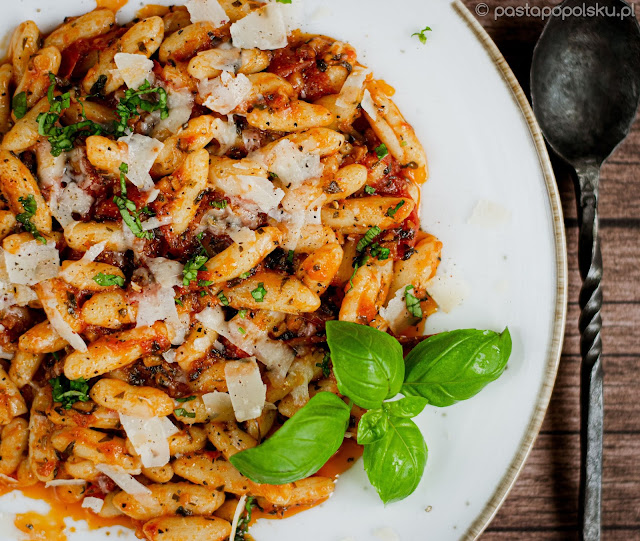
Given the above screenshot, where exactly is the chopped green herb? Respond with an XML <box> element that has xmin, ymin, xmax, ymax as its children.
<box><xmin>198</xmin><ymin>279</ymin><xmax>214</xmax><ymax>287</ymax></box>
<box><xmin>411</xmin><ymin>26</ymin><xmax>432</xmax><ymax>45</ymax></box>
<box><xmin>234</xmin><ymin>496</ymin><xmax>257</xmax><ymax>540</ymax></box>
<box><xmin>119</xmin><ymin>162</ymin><xmax>128</xmax><ymax>195</ymax></box>
<box><xmin>210</xmin><ymin>200</ymin><xmax>228</xmax><ymax>209</ymax></box>
<box><xmin>375</xmin><ymin>143</ymin><xmax>388</xmax><ymax>160</ymax></box>
<box><xmin>51</xmin><ymin>351</ymin><xmax>61</xmax><ymax>361</ymax></box>
<box><xmin>276</xmin><ymin>0</ymin><xmax>292</xmax><ymax>3</ymax></box>
<box><xmin>50</xmin><ymin>375</ymin><xmax>90</xmax><ymax>409</ymax></box>
<box><xmin>217</xmin><ymin>291</ymin><xmax>230</xmax><ymax>306</ymax></box>
<box><xmin>238</xmin><ymin>326</ymin><xmax>246</xmax><ymax>335</ymax></box>
<box><xmin>357</xmin><ymin>226</ymin><xmax>381</xmax><ymax>252</ymax></box>
<box><xmin>175</xmin><ymin>298</ymin><xmax>184</xmax><ymax>307</ymax></box>
<box><xmin>405</xmin><ymin>285</ymin><xmax>423</xmax><ymax>319</ymax></box>
<box><xmin>364</xmin><ymin>185</ymin><xmax>376</xmax><ymax>195</ymax></box>
<box><xmin>174</xmin><ymin>408</ymin><xmax>196</xmax><ymax>418</ymax></box>
<box><xmin>113</xmin><ymin>194</ymin><xmax>154</xmax><ymax>240</ymax></box>
<box><xmin>386</xmin><ymin>200</ymin><xmax>405</xmax><ymax>217</ymax></box>
<box><xmin>316</xmin><ymin>353</ymin><xmax>331</xmax><ymax>378</ymax></box>
<box><xmin>12</xmin><ymin>92</ymin><xmax>27</xmax><ymax>119</ymax></box>
<box><xmin>16</xmin><ymin>195</ymin><xmax>46</xmax><ymax>244</ymax></box>
<box><xmin>93</xmin><ymin>273</ymin><xmax>125</xmax><ymax>287</ymax></box>
<box><xmin>239</xmin><ymin>271</ymin><xmax>251</xmax><ymax>279</ymax></box>
<box><xmin>348</xmin><ymin>255</ymin><xmax>369</xmax><ymax>291</ymax></box>
<box><xmin>238</xmin><ymin>309</ymin><xmax>247</xmax><ymax>318</ymax></box>
<box><xmin>175</xmin><ymin>396</ymin><xmax>196</xmax><ymax>403</ymax></box>
<box><xmin>114</xmin><ymin>80</ymin><xmax>169</xmax><ymax>137</ymax></box>
<box><xmin>287</xmin><ymin>250</ymin><xmax>294</xmax><ymax>264</ymax></box>
<box><xmin>183</xmin><ymin>252</ymin><xmax>209</xmax><ymax>286</ymax></box>
<box><xmin>370</xmin><ymin>243</ymin><xmax>390</xmax><ymax>261</ymax></box>
<box><xmin>401</xmin><ymin>140</ymin><xmax>409</xmax><ymax>147</ymax></box>
<box><xmin>251</xmin><ymin>283</ymin><xmax>267</xmax><ymax>303</ymax></box>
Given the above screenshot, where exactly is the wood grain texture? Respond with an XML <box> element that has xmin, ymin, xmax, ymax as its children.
<box><xmin>458</xmin><ymin>0</ymin><xmax>640</xmax><ymax>538</ymax></box>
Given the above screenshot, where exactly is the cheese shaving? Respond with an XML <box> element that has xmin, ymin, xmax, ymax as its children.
<box><xmin>81</xmin><ymin>240</ymin><xmax>107</xmax><ymax>262</ymax></box>
<box><xmin>118</xmin><ymin>134</ymin><xmax>164</xmax><ymax>192</ymax></box>
<box><xmin>114</xmin><ymin>53</ymin><xmax>155</xmax><ymax>90</ymax></box>
<box><xmin>229</xmin><ymin>494</ymin><xmax>248</xmax><ymax>541</ymax></box>
<box><xmin>4</xmin><ymin>240</ymin><xmax>60</xmax><ymax>286</ymax></box>
<box><xmin>202</xmin><ymin>391</ymin><xmax>234</xmax><ymax>420</ymax></box>
<box><xmin>146</xmin><ymin>258</ymin><xmax>184</xmax><ymax>289</ymax></box>
<box><xmin>152</xmin><ymin>88</ymin><xmax>194</xmax><ymax>139</ymax></box>
<box><xmin>37</xmin><ymin>280</ymin><xmax>87</xmax><ymax>352</ymax></box>
<box><xmin>95</xmin><ymin>464</ymin><xmax>152</xmax><ymax>501</ymax></box>
<box><xmin>251</xmin><ymin>139</ymin><xmax>323</xmax><ymax>188</ymax></box>
<box><xmin>119</xmin><ymin>414</ymin><xmax>175</xmax><ymax>468</ymax></box>
<box><xmin>136</xmin><ymin>285</ymin><xmax>181</xmax><ymax>330</ymax></box>
<box><xmin>379</xmin><ymin>286</ymin><xmax>413</xmax><ymax>335</ymax></box>
<box><xmin>51</xmin><ymin>182</ymin><xmax>94</xmax><ymax>228</ymax></box>
<box><xmin>336</xmin><ymin>66</ymin><xmax>370</xmax><ymax>108</ymax></box>
<box><xmin>45</xmin><ymin>479</ymin><xmax>87</xmax><ymax>487</ymax></box>
<box><xmin>426</xmin><ymin>274</ymin><xmax>470</xmax><ymax>313</ymax></box>
<box><xmin>361</xmin><ymin>89</ymin><xmax>378</xmax><ymax>120</ymax></box>
<box><xmin>186</xmin><ymin>0</ymin><xmax>230</xmax><ymax>27</ymax></box>
<box><xmin>198</xmin><ymin>71</ymin><xmax>252</xmax><ymax>115</ymax></box>
<box><xmin>211</xmin><ymin>173</ymin><xmax>284</xmax><ymax>213</ymax></box>
<box><xmin>224</xmin><ymin>358</ymin><xmax>266</xmax><ymax>422</ymax></box>
<box><xmin>231</xmin><ymin>3</ymin><xmax>289</xmax><ymax>50</ymax></box>
<box><xmin>141</xmin><ymin>215</ymin><xmax>173</xmax><ymax>231</ymax></box>
<box><xmin>81</xmin><ymin>497</ymin><xmax>104</xmax><ymax>514</ymax></box>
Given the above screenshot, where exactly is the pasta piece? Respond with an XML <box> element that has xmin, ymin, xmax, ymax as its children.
<box><xmin>44</xmin><ymin>9</ymin><xmax>116</xmax><ymax>51</ymax></box>
<box><xmin>143</xmin><ymin>516</ymin><xmax>231</xmax><ymax>541</ymax></box>
<box><xmin>321</xmin><ymin>196</ymin><xmax>415</xmax><ymax>234</ymax></box>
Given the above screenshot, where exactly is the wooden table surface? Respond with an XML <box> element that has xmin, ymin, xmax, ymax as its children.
<box><xmin>457</xmin><ymin>1</ymin><xmax>640</xmax><ymax>539</ymax></box>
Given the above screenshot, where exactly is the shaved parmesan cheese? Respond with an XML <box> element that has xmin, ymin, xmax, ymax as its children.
<box><xmin>120</xmin><ymin>414</ymin><xmax>173</xmax><ymax>468</ymax></box>
<box><xmin>231</xmin><ymin>4</ymin><xmax>288</xmax><ymax>50</ymax></box>
<box><xmin>0</xmin><ymin>347</ymin><xmax>14</xmax><ymax>361</ymax></box>
<box><xmin>82</xmin><ymin>241</ymin><xmax>107</xmax><ymax>262</ymax></box>
<box><xmin>118</xmin><ymin>134</ymin><xmax>164</xmax><ymax>192</ymax></box>
<box><xmin>251</xmin><ymin>140</ymin><xmax>323</xmax><ymax>188</ymax></box>
<box><xmin>0</xmin><ymin>473</ymin><xmax>18</xmax><ymax>484</ymax></box>
<box><xmin>45</xmin><ymin>479</ymin><xmax>86</xmax><ymax>488</ymax></box>
<box><xmin>141</xmin><ymin>215</ymin><xmax>173</xmax><ymax>231</ymax></box>
<box><xmin>202</xmin><ymin>391</ymin><xmax>234</xmax><ymax>420</ymax></box>
<box><xmin>114</xmin><ymin>53</ymin><xmax>154</xmax><ymax>90</ymax></box>
<box><xmin>224</xmin><ymin>358</ymin><xmax>266</xmax><ymax>422</ymax></box>
<box><xmin>95</xmin><ymin>464</ymin><xmax>150</xmax><ymax>497</ymax></box>
<box><xmin>379</xmin><ymin>287</ymin><xmax>413</xmax><ymax>335</ymax></box>
<box><xmin>82</xmin><ymin>497</ymin><xmax>104</xmax><ymax>514</ymax></box>
<box><xmin>13</xmin><ymin>285</ymin><xmax>38</xmax><ymax>307</ymax></box>
<box><xmin>426</xmin><ymin>274</ymin><xmax>470</xmax><ymax>313</ymax></box>
<box><xmin>162</xmin><ymin>349</ymin><xmax>177</xmax><ymax>363</ymax></box>
<box><xmin>147</xmin><ymin>258</ymin><xmax>184</xmax><ymax>289</ymax></box>
<box><xmin>51</xmin><ymin>182</ymin><xmax>94</xmax><ymax>228</ymax></box>
<box><xmin>152</xmin><ymin>88</ymin><xmax>194</xmax><ymax>139</ymax></box>
<box><xmin>336</xmin><ymin>67</ymin><xmax>370</xmax><ymax>109</ymax></box>
<box><xmin>229</xmin><ymin>494</ymin><xmax>247</xmax><ymax>541</ymax></box>
<box><xmin>36</xmin><ymin>280</ymin><xmax>87</xmax><ymax>352</ymax></box>
<box><xmin>199</xmin><ymin>72</ymin><xmax>252</xmax><ymax>115</ymax></box>
<box><xmin>4</xmin><ymin>241</ymin><xmax>60</xmax><ymax>286</ymax></box>
<box><xmin>215</xmin><ymin>173</ymin><xmax>284</xmax><ymax>213</ymax></box>
<box><xmin>159</xmin><ymin>416</ymin><xmax>179</xmax><ymax>438</ymax></box>
<box><xmin>361</xmin><ymin>89</ymin><xmax>377</xmax><ymax>120</ymax></box>
<box><xmin>186</xmin><ymin>0</ymin><xmax>230</xmax><ymax>26</ymax></box>
<box><xmin>467</xmin><ymin>199</ymin><xmax>512</xmax><ymax>228</ymax></box>
<box><xmin>136</xmin><ymin>285</ymin><xmax>186</xmax><ymax>345</ymax></box>
<box><xmin>212</xmin><ymin>117</ymin><xmax>239</xmax><ymax>153</ymax></box>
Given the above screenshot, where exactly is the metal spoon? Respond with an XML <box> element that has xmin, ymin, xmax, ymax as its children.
<box><xmin>530</xmin><ymin>1</ymin><xmax>640</xmax><ymax>539</ymax></box>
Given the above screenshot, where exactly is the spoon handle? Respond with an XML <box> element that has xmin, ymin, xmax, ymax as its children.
<box><xmin>574</xmin><ymin>164</ymin><xmax>604</xmax><ymax>541</ymax></box>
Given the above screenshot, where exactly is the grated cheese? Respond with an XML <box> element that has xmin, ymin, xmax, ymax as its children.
<box><xmin>426</xmin><ymin>274</ymin><xmax>470</xmax><ymax>313</ymax></box>
<box><xmin>251</xmin><ymin>139</ymin><xmax>323</xmax><ymax>188</ymax></box>
<box><xmin>186</xmin><ymin>0</ymin><xmax>230</xmax><ymax>26</ymax></box>
<box><xmin>51</xmin><ymin>182</ymin><xmax>94</xmax><ymax>228</ymax></box>
<box><xmin>202</xmin><ymin>391</ymin><xmax>234</xmax><ymax>420</ymax></box>
<box><xmin>36</xmin><ymin>280</ymin><xmax>87</xmax><ymax>352</ymax></box>
<box><xmin>136</xmin><ymin>285</ymin><xmax>180</xmax><ymax>329</ymax></box>
<box><xmin>81</xmin><ymin>497</ymin><xmax>104</xmax><ymax>514</ymax></box>
<box><xmin>152</xmin><ymin>88</ymin><xmax>194</xmax><ymax>139</ymax></box>
<box><xmin>4</xmin><ymin>240</ymin><xmax>60</xmax><ymax>286</ymax></box>
<box><xmin>379</xmin><ymin>287</ymin><xmax>413</xmax><ymax>335</ymax></box>
<box><xmin>213</xmin><ymin>116</ymin><xmax>239</xmax><ymax>154</ymax></box>
<box><xmin>215</xmin><ymin>173</ymin><xmax>284</xmax><ymax>213</ymax></box>
<box><xmin>141</xmin><ymin>215</ymin><xmax>173</xmax><ymax>231</ymax></box>
<box><xmin>336</xmin><ymin>66</ymin><xmax>370</xmax><ymax>109</ymax></box>
<box><xmin>231</xmin><ymin>3</ymin><xmax>288</xmax><ymax>50</ymax></box>
<box><xmin>198</xmin><ymin>71</ymin><xmax>252</xmax><ymax>115</ymax></box>
<box><xmin>119</xmin><ymin>414</ymin><xmax>175</xmax><ymax>468</ymax></box>
<box><xmin>224</xmin><ymin>358</ymin><xmax>266</xmax><ymax>422</ymax></box>
<box><xmin>227</xmin><ymin>227</ymin><xmax>257</xmax><ymax>245</ymax></box>
<box><xmin>118</xmin><ymin>134</ymin><xmax>164</xmax><ymax>192</ymax></box>
<box><xmin>146</xmin><ymin>258</ymin><xmax>184</xmax><ymax>289</ymax></box>
<box><xmin>114</xmin><ymin>53</ymin><xmax>154</xmax><ymax>90</ymax></box>
<box><xmin>361</xmin><ymin>89</ymin><xmax>378</xmax><ymax>120</ymax></box>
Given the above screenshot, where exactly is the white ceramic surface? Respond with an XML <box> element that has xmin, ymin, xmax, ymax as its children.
<box><xmin>0</xmin><ymin>1</ymin><xmax>566</xmax><ymax>540</ymax></box>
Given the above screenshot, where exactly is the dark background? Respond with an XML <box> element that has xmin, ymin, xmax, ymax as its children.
<box><xmin>459</xmin><ymin>1</ymin><xmax>640</xmax><ymax>539</ymax></box>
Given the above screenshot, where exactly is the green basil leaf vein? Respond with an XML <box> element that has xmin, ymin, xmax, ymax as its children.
<box><xmin>382</xmin><ymin>396</ymin><xmax>428</xmax><ymax>418</ymax></box>
<box><xmin>230</xmin><ymin>392</ymin><xmax>350</xmax><ymax>484</ymax></box>
<box><xmin>357</xmin><ymin>409</ymin><xmax>388</xmax><ymax>445</ymax></box>
<box><xmin>363</xmin><ymin>415</ymin><xmax>427</xmax><ymax>504</ymax></box>
<box><xmin>401</xmin><ymin>328</ymin><xmax>512</xmax><ymax>407</ymax></box>
<box><xmin>326</xmin><ymin>321</ymin><xmax>404</xmax><ymax>409</ymax></box>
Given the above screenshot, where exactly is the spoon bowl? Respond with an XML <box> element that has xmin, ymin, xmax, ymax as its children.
<box><xmin>531</xmin><ymin>0</ymin><xmax>640</xmax><ymax>168</ymax></box>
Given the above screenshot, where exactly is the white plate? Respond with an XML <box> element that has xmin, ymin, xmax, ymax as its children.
<box><xmin>0</xmin><ymin>1</ymin><xmax>567</xmax><ymax>540</ymax></box>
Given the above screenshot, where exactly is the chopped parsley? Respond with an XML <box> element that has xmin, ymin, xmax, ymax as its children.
<box><xmin>275</xmin><ymin>0</ymin><xmax>292</xmax><ymax>3</ymax></box>
<box><xmin>114</xmin><ymin>80</ymin><xmax>168</xmax><ymax>137</ymax></box>
<box><xmin>119</xmin><ymin>162</ymin><xmax>128</xmax><ymax>194</ymax></box>
<box><xmin>237</xmin><ymin>326</ymin><xmax>246</xmax><ymax>335</ymax></box>
<box><xmin>93</xmin><ymin>273</ymin><xmax>125</xmax><ymax>287</ymax></box>
<box><xmin>238</xmin><ymin>309</ymin><xmax>247</xmax><ymax>318</ymax></box>
<box><xmin>287</xmin><ymin>250</ymin><xmax>294</xmax><ymax>264</ymax></box>
<box><xmin>12</xmin><ymin>92</ymin><xmax>27</xmax><ymax>119</ymax></box>
<box><xmin>239</xmin><ymin>271</ymin><xmax>251</xmax><ymax>280</ymax></box>
<box><xmin>375</xmin><ymin>143</ymin><xmax>388</xmax><ymax>160</ymax></box>
<box><xmin>16</xmin><ymin>195</ymin><xmax>46</xmax><ymax>244</ymax></box>
<box><xmin>50</xmin><ymin>375</ymin><xmax>90</xmax><ymax>409</ymax></box>
<box><xmin>356</xmin><ymin>226</ymin><xmax>381</xmax><ymax>252</ymax></box>
<box><xmin>234</xmin><ymin>496</ymin><xmax>257</xmax><ymax>540</ymax></box>
<box><xmin>113</xmin><ymin>194</ymin><xmax>154</xmax><ymax>240</ymax></box>
<box><xmin>198</xmin><ymin>279</ymin><xmax>214</xmax><ymax>287</ymax></box>
<box><xmin>210</xmin><ymin>200</ymin><xmax>228</xmax><ymax>209</ymax></box>
<box><xmin>370</xmin><ymin>243</ymin><xmax>390</xmax><ymax>260</ymax></box>
<box><xmin>175</xmin><ymin>298</ymin><xmax>184</xmax><ymax>307</ymax></box>
<box><xmin>183</xmin><ymin>250</ymin><xmax>209</xmax><ymax>286</ymax></box>
<box><xmin>348</xmin><ymin>255</ymin><xmax>369</xmax><ymax>292</ymax></box>
<box><xmin>251</xmin><ymin>283</ymin><xmax>267</xmax><ymax>303</ymax></box>
<box><xmin>217</xmin><ymin>291</ymin><xmax>230</xmax><ymax>306</ymax></box>
<box><xmin>364</xmin><ymin>185</ymin><xmax>376</xmax><ymax>195</ymax></box>
<box><xmin>316</xmin><ymin>353</ymin><xmax>331</xmax><ymax>378</ymax></box>
<box><xmin>386</xmin><ymin>200</ymin><xmax>405</xmax><ymax>217</ymax></box>
<box><xmin>412</xmin><ymin>26</ymin><xmax>432</xmax><ymax>44</ymax></box>
<box><xmin>405</xmin><ymin>285</ymin><xmax>423</xmax><ymax>318</ymax></box>
<box><xmin>175</xmin><ymin>396</ymin><xmax>196</xmax><ymax>403</ymax></box>
<box><xmin>174</xmin><ymin>408</ymin><xmax>196</xmax><ymax>418</ymax></box>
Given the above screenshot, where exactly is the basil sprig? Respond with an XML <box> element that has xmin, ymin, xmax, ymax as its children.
<box><xmin>402</xmin><ymin>328</ymin><xmax>512</xmax><ymax>405</ymax></box>
<box><xmin>230</xmin><ymin>392</ymin><xmax>350</xmax><ymax>484</ymax></box>
<box><xmin>230</xmin><ymin>322</ymin><xmax>511</xmax><ymax>505</ymax></box>
<box><xmin>325</xmin><ymin>321</ymin><xmax>403</xmax><ymax>409</ymax></box>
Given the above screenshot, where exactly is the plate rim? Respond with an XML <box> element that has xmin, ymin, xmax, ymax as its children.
<box><xmin>450</xmin><ymin>2</ymin><xmax>569</xmax><ymax>539</ymax></box>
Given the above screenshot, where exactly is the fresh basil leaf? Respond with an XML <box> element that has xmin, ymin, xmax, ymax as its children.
<box><xmin>174</xmin><ymin>408</ymin><xmax>196</xmax><ymax>418</ymax></box>
<box><xmin>93</xmin><ymin>273</ymin><xmax>125</xmax><ymax>287</ymax></box>
<box><xmin>230</xmin><ymin>392</ymin><xmax>350</xmax><ymax>484</ymax></box>
<box><xmin>50</xmin><ymin>375</ymin><xmax>90</xmax><ymax>409</ymax></box>
<box><xmin>382</xmin><ymin>396</ymin><xmax>428</xmax><ymax>418</ymax></box>
<box><xmin>357</xmin><ymin>408</ymin><xmax>388</xmax><ymax>445</ymax></box>
<box><xmin>401</xmin><ymin>328</ymin><xmax>512</xmax><ymax>406</ymax></box>
<box><xmin>326</xmin><ymin>321</ymin><xmax>404</xmax><ymax>409</ymax></box>
<box><xmin>363</xmin><ymin>416</ymin><xmax>428</xmax><ymax>504</ymax></box>
<box><xmin>12</xmin><ymin>92</ymin><xmax>27</xmax><ymax>119</ymax></box>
